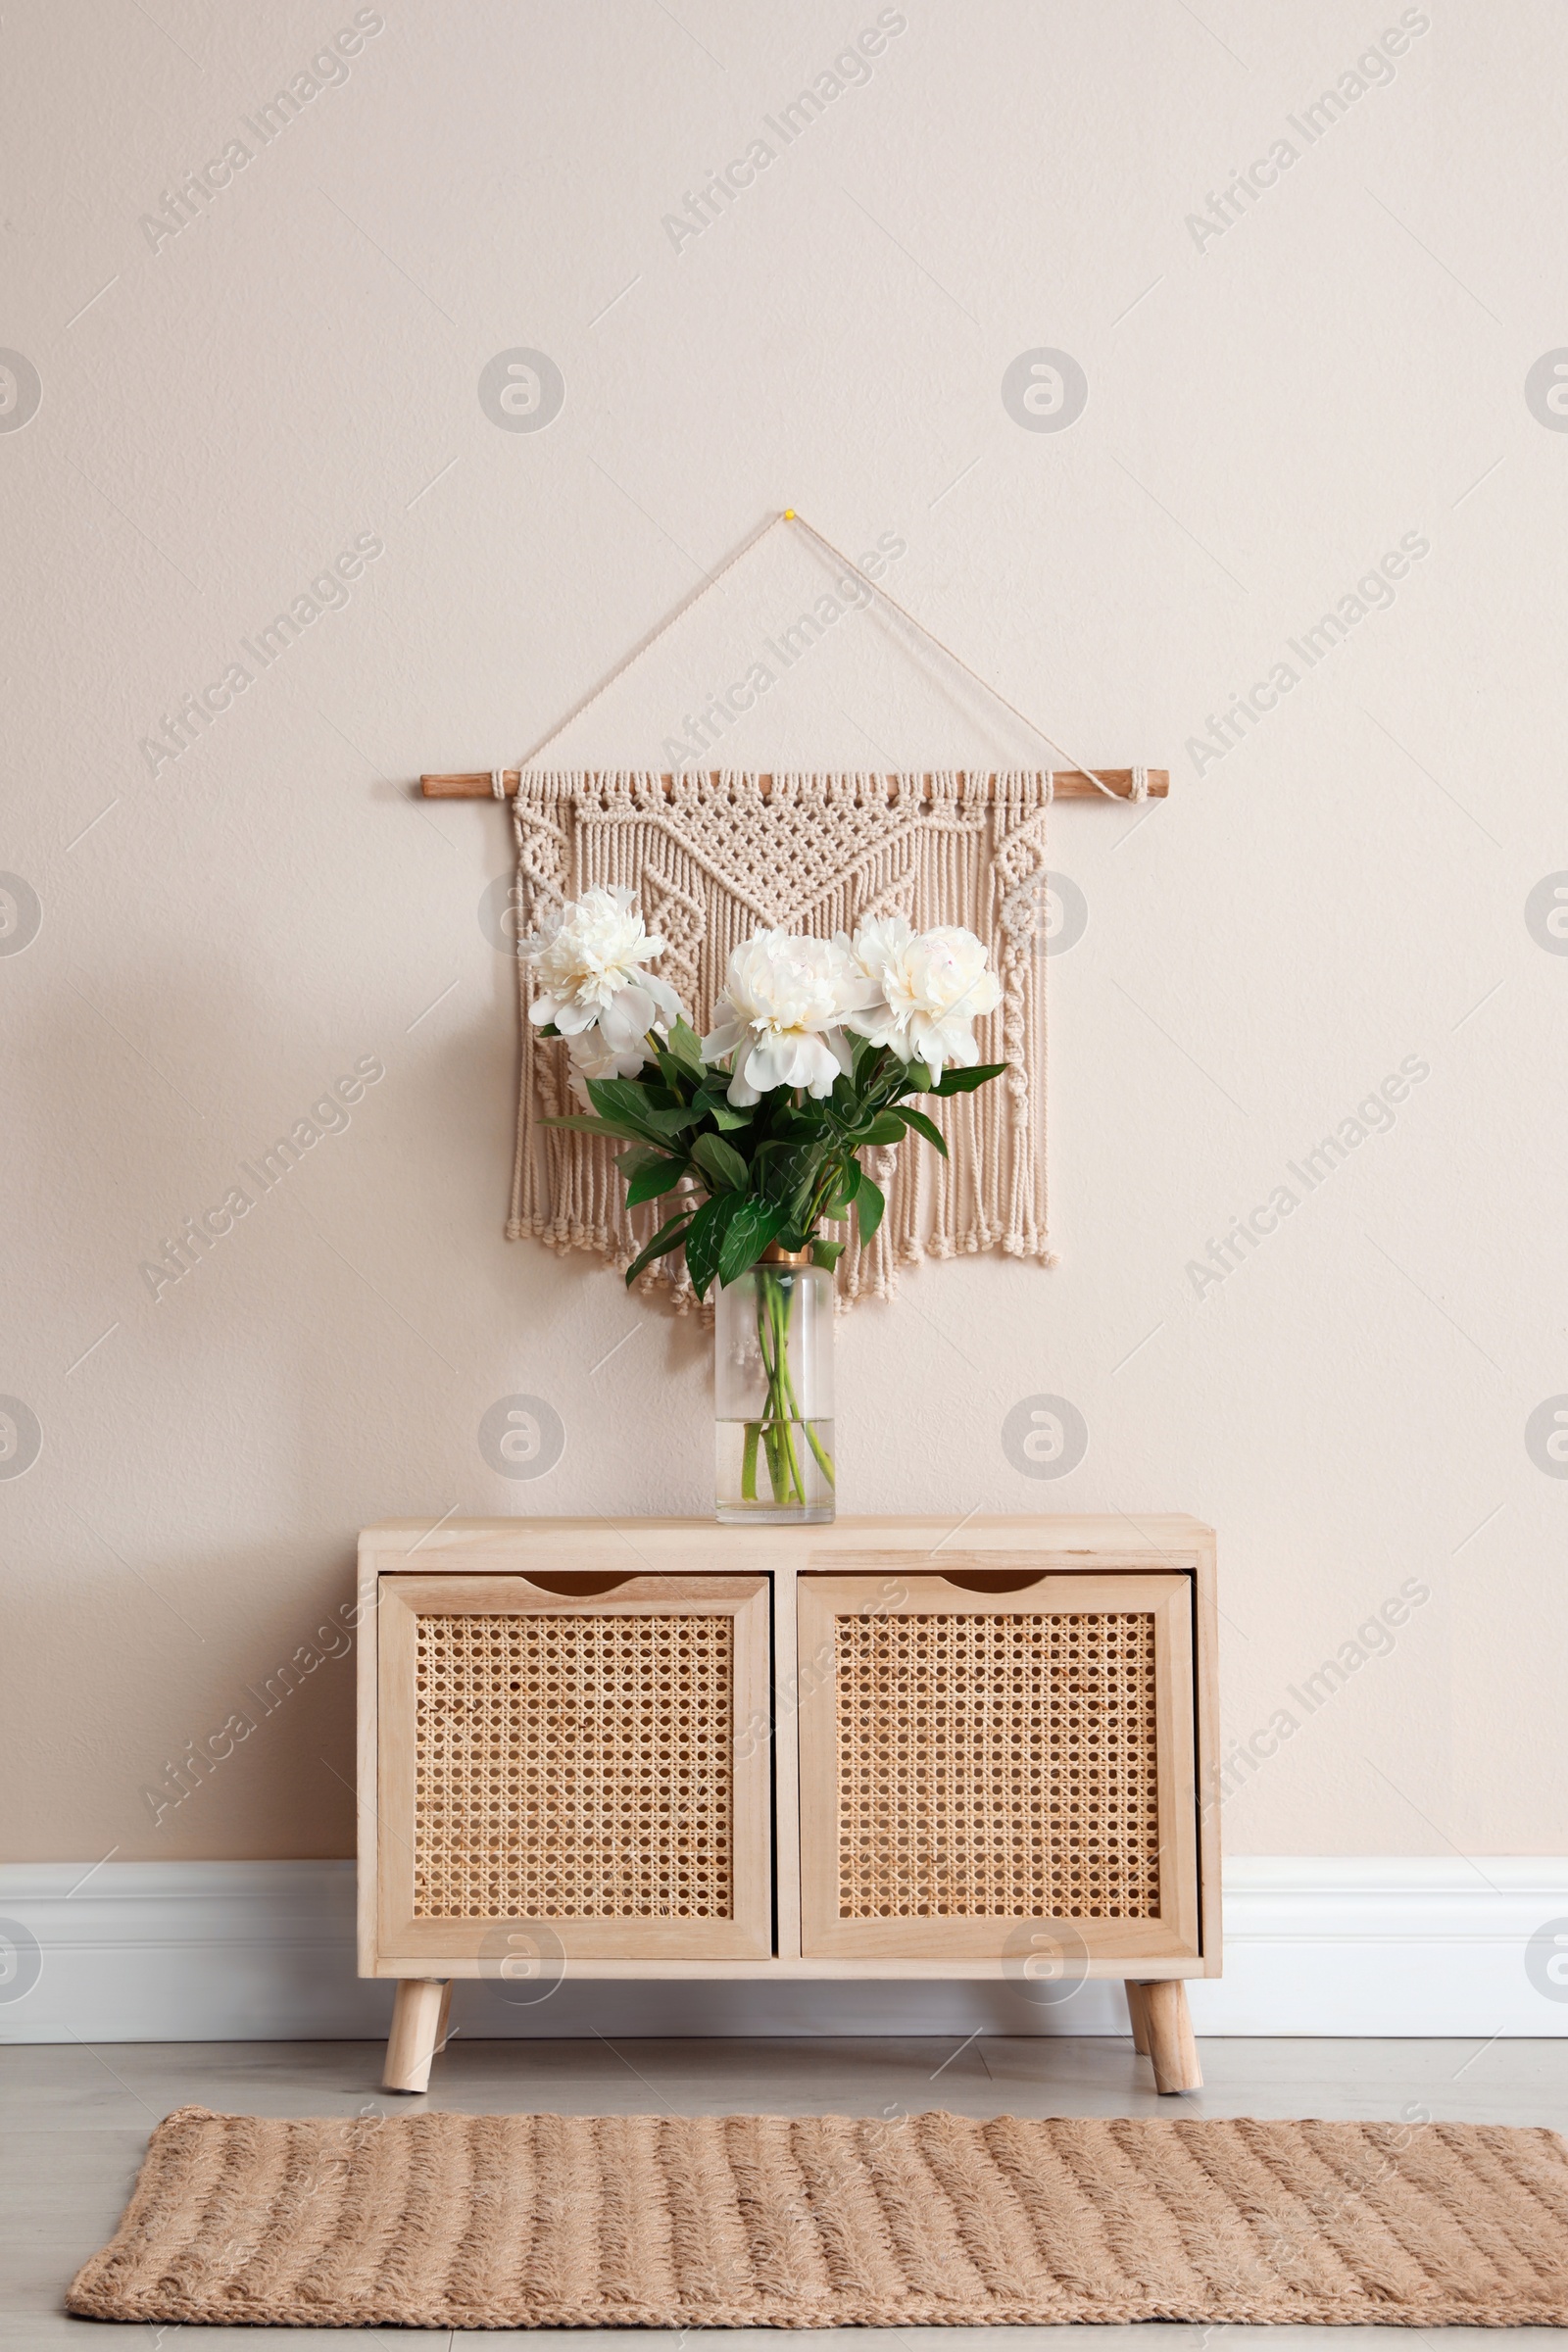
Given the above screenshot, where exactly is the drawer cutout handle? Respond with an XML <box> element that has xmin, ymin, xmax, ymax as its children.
<box><xmin>522</xmin><ymin>1572</ymin><xmax>637</xmax><ymax>1596</ymax></box>
<box><xmin>939</xmin><ymin>1570</ymin><xmax>1047</xmax><ymax>1594</ymax></box>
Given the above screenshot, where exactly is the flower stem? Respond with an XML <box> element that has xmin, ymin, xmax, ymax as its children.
<box><xmin>771</xmin><ymin>1300</ymin><xmax>836</xmax><ymax>1491</ymax></box>
<box><xmin>754</xmin><ymin>1279</ymin><xmax>791</xmax><ymax>1504</ymax></box>
<box><xmin>762</xmin><ymin>1415</ymin><xmax>786</xmax><ymax>1504</ymax></box>
<box><xmin>765</xmin><ymin>1278</ymin><xmax>807</xmax><ymax>1504</ymax></box>
<box><xmin>740</xmin><ymin>1264</ymin><xmax>830</xmax><ymax>1509</ymax></box>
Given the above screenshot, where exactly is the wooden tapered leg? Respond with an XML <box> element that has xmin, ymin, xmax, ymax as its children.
<box><xmin>1124</xmin><ymin>1979</ymin><xmax>1151</xmax><ymax>2055</ymax></box>
<box><xmin>383</xmin><ymin>1979</ymin><xmax>449</xmax><ymax>2094</ymax></box>
<box><xmin>1137</xmin><ymin>1979</ymin><xmax>1202</xmax><ymax>2093</ymax></box>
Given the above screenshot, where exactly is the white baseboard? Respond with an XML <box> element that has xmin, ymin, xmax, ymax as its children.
<box><xmin>2</xmin><ymin>1858</ymin><xmax>1565</xmax><ymax>2043</ymax></box>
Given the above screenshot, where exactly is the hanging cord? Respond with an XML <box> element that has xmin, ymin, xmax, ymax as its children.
<box><xmin>507</xmin><ymin>509</ymin><xmax>1146</xmax><ymax>799</ymax></box>
<box><xmin>784</xmin><ymin>512</ymin><xmax>1126</xmax><ymax>800</ymax></box>
<box><xmin>514</xmin><ymin>512</ymin><xmax>789</xmax><ymax>770</ymax></box>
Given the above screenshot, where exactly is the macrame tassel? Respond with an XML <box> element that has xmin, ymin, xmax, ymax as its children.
<box><xmin>506</xmin><ymin>774</ymin><xmax>570</xmax><ymax>1243</ymax></box>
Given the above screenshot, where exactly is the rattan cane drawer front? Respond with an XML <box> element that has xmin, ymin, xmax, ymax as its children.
<box><xmin>414</xmin><ymin>1609</ymin><xmax>733</xmax><ymax>1921</ymax></box>
<box><xmin>834</xmin><ymin>1605</ymin><xmax>1162</xmax><ymax>1921</ymax></box>
<box><xmin>797</xmin><ymin>1572</ymin><xmax>1200</xmax><ymax>1962</ymax></box>
<box><xmin>376</xmin><ymin>1574</ymin><xmax>771</xmax><ymax>1961</ymax></box>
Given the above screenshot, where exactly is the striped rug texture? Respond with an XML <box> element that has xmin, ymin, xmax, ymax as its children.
<box><xmin>68</xmin><ymin>2104</ymin><xmax>1568</xmax><ymax>2328</ymax></box>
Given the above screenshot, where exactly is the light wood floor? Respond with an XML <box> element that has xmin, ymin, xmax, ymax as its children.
<box><xmin>5</xmin><ymin>2034</ymin><xmax>1567</xmax><ymax>2345</ymax></box>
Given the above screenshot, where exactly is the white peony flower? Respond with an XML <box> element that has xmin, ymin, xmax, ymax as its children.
<box><xmin>702</xmin><ymin>930</ymin><xmax>876</xmax><ymax>1106</ymax></box>
<box><xmin>844</xmin><ymin>914</ymin><xmax>1002</xmax><ymax>1079</ymax></box>
<box><xmin>523</xmin><ymin>885</ymin><xmax>684</xmax><ymax>1070</ymax></box>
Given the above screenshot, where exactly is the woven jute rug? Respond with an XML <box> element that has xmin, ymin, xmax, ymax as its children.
<box><xmin>68</xmin><ymin>2104</ymin><xmax>1568</xmax><ymax>2328</ymax></box>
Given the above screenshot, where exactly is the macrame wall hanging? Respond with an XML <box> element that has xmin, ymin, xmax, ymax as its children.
<box><xmin>420</xmin><ymin>513</ymin><xmax>1167</xmax><ymax>1310</ymax></box>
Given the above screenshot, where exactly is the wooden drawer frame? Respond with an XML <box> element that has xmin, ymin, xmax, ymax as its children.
<box><xmin>797</xmin><ymin>1570</ymin><xmax>1200</xmax><ymax>1963</ymax></box>
<box><xmin>373</xmin><ymin>1573</ymin><xmax>771</xmax><ymax>1965</ymax></box>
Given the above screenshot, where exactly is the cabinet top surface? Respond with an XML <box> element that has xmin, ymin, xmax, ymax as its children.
<box><xmin>361</xmin><ymin>1513</ymin><xmax>1213</xmax><ymax>1559</ymax></box>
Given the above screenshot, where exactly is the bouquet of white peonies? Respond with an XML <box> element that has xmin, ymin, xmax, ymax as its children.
<box><xmin>524</xmin><ymin>885</ymin><xmax>1005</xmax><ymax>1296</ymax></box>
<box><xmin>524</xmin><ymin>885</ymin><xmax>1006</xmax><ymax>1517</ymax></box>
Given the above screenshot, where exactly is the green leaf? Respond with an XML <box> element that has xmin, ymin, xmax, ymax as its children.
<box><xmin>624</xmin><ymin>1154</ymin><xmax>688</xmax><ymax>1208</ymax></box>
<box><xmin>692</xmin><ymin>1133</ymin><xmax>750</xmax><ymax>1192</ymax></box>
<box><xmin>905</xmin><ymin>1060</ymin><xmax>933</xmax><ymax>1090</ymax></box>
<box><xmin>640</xmin><ymin>1102</ymin><xmax>705</xmax><ymax>1137</ymax></box>
<box><xmin>928</xmin><ymin>1061</ymin><xmax>1007</xmax><ymax>1097</ymax></box>
<box><xmin>760</xmin><ymin>1142</ymin><xmax>821</xmax><ymax>1208</ymax></box>
<box><xmin>584</xmin><ymin>1077</ymin><xmax>648</xmax><ymax>1116</ymax></box>
<box><xmin>772</xmin><ymin>1109</ymin><xmax>824</xmax><ymax>1141</ymax></box>
<box><xmin>585</xmin><ymin>1084</ymin><xmax>702</xmax><ymax>1142</ymax></box>
<box><xmin>614</xmin><ymin>1141</ymin><xmax>671</xmax><ymax>1183</ymax></box>
<box><xmin>683</xmin><ymin>1193</ymin><xmax>741</xmax><ymax>1300</ymax></box>
<box><xmin>825</xmin><ymin>1155</ymin><xmax>862</xmax><ymax>1213</ymax></box>
<box><xmin>860</xmin><ymin>1110</ymin><xmax>908</xmax><ymax>1147</ymax></box>
<box><xmin>542</xmin><ymin>1112</ymin><xmax>648</xmax><ymax>1143</ymax></box>
<box><xmin>809</xmin><ymin>1235</ymin><xmax>846</xmax><ymax>1271</ymax></box>
<box><xmin>716</xmin><ymin>1197</ymin><xmax>789</xmax><ymax>1285</ymax></box>
<box><xmin>665</xmin><ymin>1015</ymin><xmax>708</xmax><ymax>1074</ymax></box>
<box><xmin>623</xmin><ymin>1211</ymin><xmax>694</xmax><ymax>1286</ymax></box>
<box><xmin>694</xmin><ymin>1083</ymin><xmax>751</xmax><ymax>1129</ymax></box>
<box><xmin>857</xmin><ymin>1173</ymin><xmax>886</xmax><ymax>1246</ymax></box>
<box><xmin>584</xmin><ymin>1076</ymin><xmax>669</xmax><ymax>1130</ymax></box>
<box><xmin>897</xmin><ymin>1104</ymin><xmax>949</xmax><ymax>1157</ymax></box>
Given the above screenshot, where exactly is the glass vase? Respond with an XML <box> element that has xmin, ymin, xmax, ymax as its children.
<box><xmin>714</xmin><ymin>1250</ymin><xmax>835</xmax><ymax>1525</ymax></box>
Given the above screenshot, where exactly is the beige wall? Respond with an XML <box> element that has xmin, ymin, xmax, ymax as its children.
<box><xmin>3</xmin><ymin>1</ymin><xmax>1562</xmax><ymax>1864</ymax></box>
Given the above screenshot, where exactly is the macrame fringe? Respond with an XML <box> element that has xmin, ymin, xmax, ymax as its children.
<box><xmin>504</xmin><ymin>770</ymin><xmax>1056</xmax><ymax>1305</ymax></box>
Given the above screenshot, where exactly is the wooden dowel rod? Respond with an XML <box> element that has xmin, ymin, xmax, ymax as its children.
<box><xmin>420</xmin><ymin>767</ymin><xmax>1168</xmax><ymax>802</ymax></box>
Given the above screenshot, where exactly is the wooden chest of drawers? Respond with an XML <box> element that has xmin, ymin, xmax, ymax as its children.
<box><xmin>358</xmin><ymin>1515</ymin><xmax>1219</xmax><ymax>2093</ymax></box>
